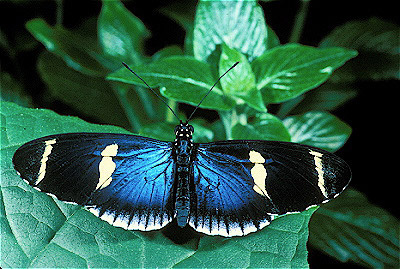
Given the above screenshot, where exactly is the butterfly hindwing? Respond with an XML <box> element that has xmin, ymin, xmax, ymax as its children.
<box><xmin>189</xmin><ymin>140</ymin><xmax>351</xmax><ymax>236</ymax></box>
<box><xmin>12</xmin><ymin>133</ymin><xmax>176</xmax><ymax>231</ymax></box>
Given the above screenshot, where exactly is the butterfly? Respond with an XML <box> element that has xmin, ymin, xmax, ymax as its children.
<box><xmin>12</xmin><ymin>63</ymin><xmax>351</xmax><ymax>237</ymax></box>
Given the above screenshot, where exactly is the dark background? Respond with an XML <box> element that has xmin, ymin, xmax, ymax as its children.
<box><xmin>1</xmin><ymin>0</ymin><xmax>399</xmax><ymax>268</ymax></box>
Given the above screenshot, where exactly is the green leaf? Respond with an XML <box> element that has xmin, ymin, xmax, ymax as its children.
<box><xmin>219</xmin><ymin>44</ymin><xmax>266</xmax><ymax>112</ymax></box>
<box><xmin>320</xmin><ymin>17</ymin><xmax>400</xmax><ymax>81</ymax></box>
<box><xmin>2</xmin><ymin>101</ymin><xmax>319</xmax><ymax>267</ymax></box>
<box><xmin>283</xmin><ymin>111</ymin><xmax>351</xmax><ymax>152</ymax></box>
<box><xmin>107</xmin><ymin>56</ymin><xmax>235</xmax><ymax>111</ymax></box>
<box><xmin>194</xmin><ymin>0</ymin><xmax>268</xmax><ymax>62</ymax></box>
<box><xmin>98</xmin><ymin>0</ymin><xmax>150</xmax><ymax>65</ymax></box>
<box><xmin>287</xmin><ymin>85</ymin><xmax>357</xmax><ymax>115</ymax></box>
<box><xmin>152</xmin><ymin>45</ymin><xmax>183</xmax><ymax>61</ymax></box>
<box><xmin>252</xmin><ymin>44</ymin><xmax>358</xmax><ymax>103</ymax></box>
<box><xmin>159</xmin><ymin>1</ymin><xmax>196</xmax><ymax>55</ymax></box>
<box><xmin>310</xmin><ymin>189</ymin><xmax>400</xmax><ymax>268</ymax></box>
<box><xmin>232</xmin><ymin>113</ymin><xmax>291</xmax><ymax>141</ymax></box>
<box><xmin>37</xmin><ymin>52</ymin><xmax>131</xmax><ymax>130</ymax></box>
<box><xmin>26</xmin><ymin>18</ymin><xmax>107</xmax><ymax>76</ymax></box>
<box><xmin>175</xmin><ymin>207</ymin><xmax>317</xmax><ymax>268</ymax></box>
<box><xmin>0</xmin><ymin>73</ymin><xmax>32</xmax><ymax>108</ymax></box>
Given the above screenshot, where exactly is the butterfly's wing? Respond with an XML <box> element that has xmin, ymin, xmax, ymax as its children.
<box><xmin>12</xmin><ymin>133</ymin><xmax>175</xmax><ymax>231</ymax></box>
<box><xmin>189</xmin><ymin>140</ymin><xmax>351</xmax><ymax>236</ymax></box>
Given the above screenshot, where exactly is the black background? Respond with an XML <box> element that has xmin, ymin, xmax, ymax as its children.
<box><xmin>1</xmin><ymin>0</ymin><xmax>399</xmax><ymax>268</ymax></box>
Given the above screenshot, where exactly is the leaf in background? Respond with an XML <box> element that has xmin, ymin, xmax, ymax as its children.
<box><xmin>151</xmin><ymin>45</ymin><xmax>183</xmax><ymax>61</ymax></box>
<box><xmin>283</xmin><ymin>111</ymin><xmax>351</xmax><ymax>152</ymax></box>
<box><xmin>310</xmin><ymin>189</ymin><xmax>400</xmax><ymax>268</ymax></box>
<box><xmin>194</xmin><ymin>0</ymin><xmax>268</xmax><ymax>62</ymax></box>
<box><xmin>219</xmin><ymin>44</ymin><xmax>266</xmax><ymax>112</ymax></box>
<box><xmin>26</xmin><ymin>18</ymin><xmax>107</xmax><ymax>76</ymax></box>
<box><xmin>37</xmin><ymin>52</ymin><xmax>130</xmax><ymax>129</ymax></box>
<box><xmin>107</xmin><ymin>56</ymin><xmax>235</xmax><ymax>111</ymax></box>
<box><xmin>252</xmin><ymin>44</ymin><xmax>358</xmax><ymax>103</ymax></box>
<box><xmin>320</xmin><ymin>17</ymin><xmax>400</xmax><ymax>81</ymax></box>
<box><xmin>232</xmin><ymin>113</ymin><xmax>291</xmax><ymax>141</ymax></box>
<box><xmin>98</xmin><ymin>0</ymin><xmax>150</xmax><ymax>65</ymax></box>
<box><xmin>0</xmin><ymin>73</ymin><xmax>32</xmax><ymax>107</ymax></box>
<box><xmin>2</xmin><ymin>101</ymin><xmax>319</xmax><ymax>267</ymax></box>
<box><xmin>287</xmin><ymin>84</ymin><xmax>357</xmax><ymax>115</ymax></box>
<box><xmin>265</xmin><ymin>24</ymin><xmax>280</xmax><ymax>50</ymax></box>
<box><xmin>159</xmin><ymin>0</ymin><xmax>196</xmax><ymax>55</ymax></box>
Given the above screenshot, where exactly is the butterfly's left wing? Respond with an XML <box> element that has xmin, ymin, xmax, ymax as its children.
<box><xmin>189</xmin><ymin>140</ymin><xmax>351</xmax><ymax>236</ymax></box>
<box><xmin>12</xmin><ymin>133</ymin><xmax>176</xmax><ymax>231</ymax></box>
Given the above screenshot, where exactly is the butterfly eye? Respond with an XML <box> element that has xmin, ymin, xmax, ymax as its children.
<box><xmin>189</xmin><ymin>125</ymin><xmax>194</xmax><ymax>134</ymax></box>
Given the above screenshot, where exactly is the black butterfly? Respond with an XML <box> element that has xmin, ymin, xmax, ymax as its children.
<box><xmin>12</xmin><ymin>63</ymin><xmax>351</xmax><ymax>237</ymax></box>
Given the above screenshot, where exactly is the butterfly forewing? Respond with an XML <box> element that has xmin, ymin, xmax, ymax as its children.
<box><xmin>188</xmin><ymin>140</ymin><xmax>351</xmax><ymax>236</ymax></box>
<box><xmin>12</xmin><ymin>133</ymin><xmax>176</xmax><ymax>231</ymax></box>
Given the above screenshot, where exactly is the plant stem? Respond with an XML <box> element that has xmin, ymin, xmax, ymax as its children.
<box><xmin>55</xmin><ymin>0</ymin><xmax>63</xmax><ymax>26</ymax></box>
<box><xmin>289</xmin><ymin>0</ymin><xmax>310</xmax><ymax>43</ymax></box>
<box><xmin>112</xmin><ymin>85</ymin><xmax>141</xmax><ymax>132</ymax></box>
<box><xmin>166</xmin><ymin>99</ymin><xmax>177</xmax><ymax>123</ymax></box>
<box><xmin>219</xmin><ymin>109</ymin><xmax>239</xmax><ymax>140</ymax></box>
<box><xmin>136</xmin><ymin>86</ymin><xmax>156</xmax><ymax>120</ymax></box>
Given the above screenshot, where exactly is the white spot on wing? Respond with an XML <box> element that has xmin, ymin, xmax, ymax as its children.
<box><xmin>36</xmin><ymin>139</ymin><xmax>56</xmax><ymax>185</ymax></box>
<box><xmin>96</xmin><ymin>144</ymin><xmax>118</xmax><ymax>190</ymax></box>
<box><xmin>188</xmin><ymin>216</ymin><xmax>273</xmax><ymax>237</ymax></box>
<box><xmin>249</xmin><ymin>150</ymin><xmax>270</xmax><ymax>199</ymax></box>
<box><xmin>87</xmin><ymin>207</ymin><xmax>171</xmax><ymax>231</ymax></box>
<box><xmin>310</xmin><ymin>150</ymin><xmax>328</xmax><ymax>197</ymax></box>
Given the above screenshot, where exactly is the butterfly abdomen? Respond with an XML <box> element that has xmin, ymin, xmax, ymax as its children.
<box><xmin>174</xmin><ymin>124</ymin><xmax>194</xmax><ymax>227</ymax></box>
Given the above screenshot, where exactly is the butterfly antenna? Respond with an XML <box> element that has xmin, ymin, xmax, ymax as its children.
<box><xmin>122</xmin><ymin>62</ymin><xmax>180</xmax><ymax>122</ymax></box>
<box><xmin>187</xmin><ymin>62</ymin><xmax>239</xmax><ymax>123</ymax></box>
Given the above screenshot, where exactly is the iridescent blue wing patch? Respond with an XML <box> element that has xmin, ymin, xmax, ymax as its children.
<box><xmin>12</xmin><ymin>133</ymin><xmax>175</xmax><ymax>231</ymax></box>
<box><xmin>189</xmin><ymin>140</ymin><xmax>351</xmax><ymax>236</ymax></box>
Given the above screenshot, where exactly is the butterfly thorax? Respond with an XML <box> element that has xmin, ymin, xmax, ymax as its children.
<box><xmin>173</xmin><ymin>122</ymin><xmax>194</xmax><ymax>227</ymax></box>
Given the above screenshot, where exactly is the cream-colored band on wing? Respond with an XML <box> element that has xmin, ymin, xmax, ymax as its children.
<box><xmin>310</xmin><ymin>150</ymin><xmax>328</xmax><ymax>197</ymax></box>
<box><xmin>96</xmin><ymin>144</ymin><xmax>118</xmax><ymax>190</ymax></box>
<box><xmin>249</xmin><ymin>150</ymin><xmax>270</xmax><ymax>199</ymax></box>
<box><xmin>36</xmin><ymin>139</ymin><xmax>57</xmax><ymax>185</ymax></box>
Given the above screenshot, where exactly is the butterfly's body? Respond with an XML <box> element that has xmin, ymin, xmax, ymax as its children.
<box><xmin>173</xmin><ymin>123</ymin><xmax>194</xmax><ymax>227</ymax></box>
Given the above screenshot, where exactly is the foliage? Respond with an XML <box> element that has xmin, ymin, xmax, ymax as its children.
<box><xmin>1</xmin><ymin>0</ymin><xmax>399</xmax><ymax>268</ymax></box>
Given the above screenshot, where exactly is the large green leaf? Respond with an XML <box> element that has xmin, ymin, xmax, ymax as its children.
<box><xmin>107</xmin><ymin>56</ymin><xmax>235</xmax><ymax>111</ymax></box>
<box><xmin>98</xmin><ymin>0</ymin><xmax>150</xmax><ymax>65</ymax></box>
<box><xmin>2</xmin><ymin>101</ymin><xmax>319</xmax><ymax>268</ymax></box>
<box><xmin>252</xmin><ymin>44</ymin><xmax>357</xmax><ymax>103</ymax></box>
<box><xmin>310</xmin><ymin>189</ymin><xmax>400</xmax><ymax>268</ymax></box>
<box><xmin>26</xmin><ymin>18</ymin><xmax>107</xmax><ymax>76</ymax></box>
<box><xmin>193</xmin><ymin>0</ymin><xmax>269</xmax><ymax>62</ymax></box>
<box><xmin>320</xmin><ymin>17</ymin><xmax>400</xmax><ymax>81</ymax></box>
<box><xmin>283</xmin><ymin>111</ymin><xmax>351</xmax><ymax>152</ymax></box>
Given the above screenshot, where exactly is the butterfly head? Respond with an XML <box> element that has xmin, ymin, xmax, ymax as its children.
<box><xmin>174</xmin><ymin>121</ymin><xmax>194</xmax><ymax>141</ymax></box>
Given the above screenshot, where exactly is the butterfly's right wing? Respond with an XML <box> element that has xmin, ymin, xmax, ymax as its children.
<box><xmin>12</xmin><ymin>133</ymin><xmax>176</xmax><ymax>231</ymax></box>
<box><xmin>189</xmin><ymin>140</ymin><xmax>351</xmax><ymax>236</ymax></box>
